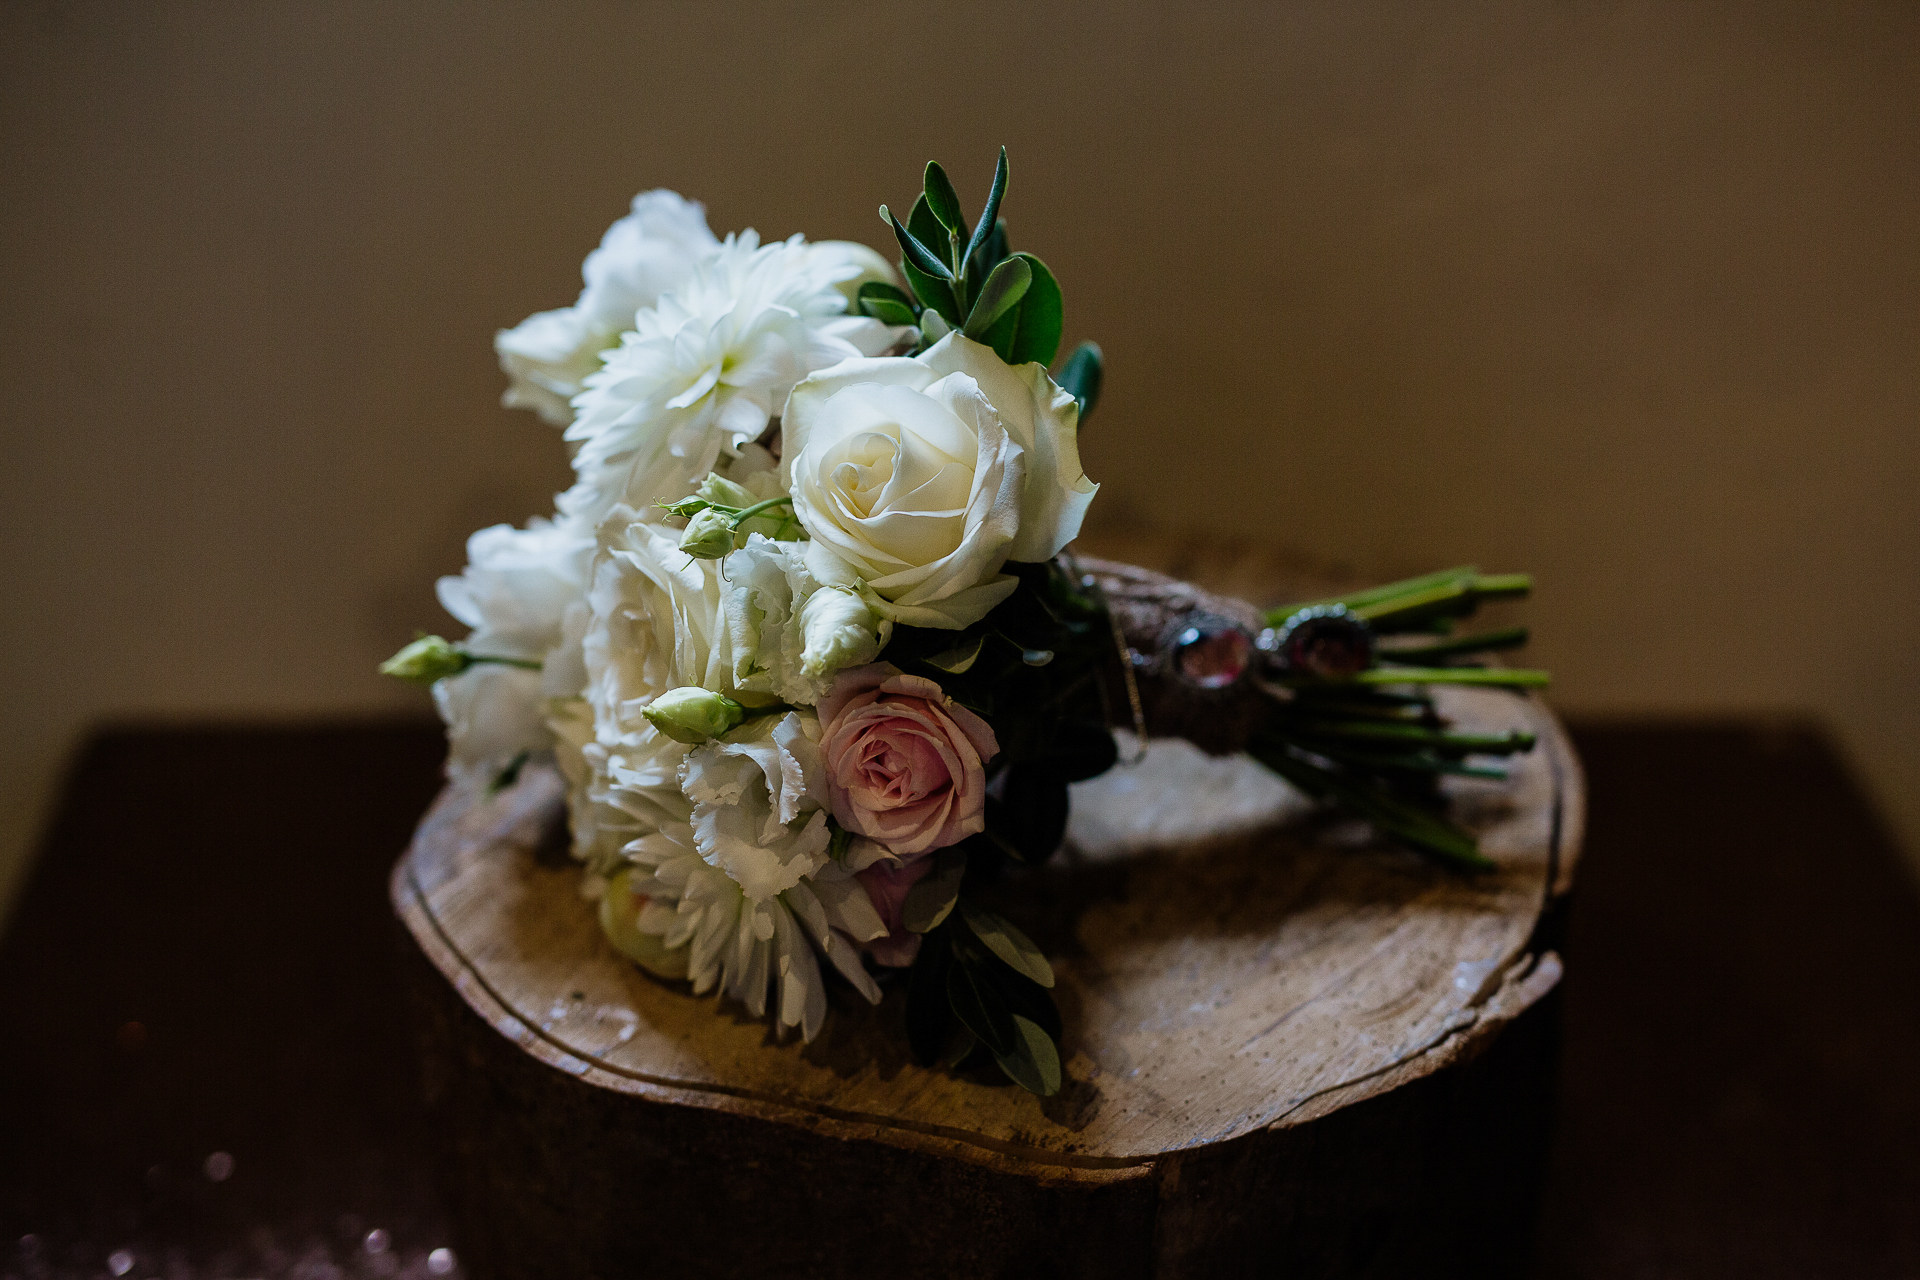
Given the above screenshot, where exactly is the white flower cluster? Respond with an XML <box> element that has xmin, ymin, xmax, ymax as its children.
<box><xmin>425</xmin><ymin>189</ymin><xmax>1096</xmax><ymax>1040</ymax></box>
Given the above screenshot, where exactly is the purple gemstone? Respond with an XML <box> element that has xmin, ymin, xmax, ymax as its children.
<box><xmin>1277</xmin><ymin>608</ymin><xmax>1376</xmax><ymax>679</ymax></box>
<box><xmin>1174</xmin><ymin>623</ymin><xmax>1252</xmax><ymax>688</ymax></box>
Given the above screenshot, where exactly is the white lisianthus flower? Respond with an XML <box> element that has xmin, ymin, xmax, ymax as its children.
<box><xmin>581</xmin><ymin>514</ymin><xmax>748</xmax><ymax>748</ymax></box>
<box><xmin>799</xmin><ymin>578</ymin><xmax>892</xmax><ymax>681</ymax></box>
<box><xmin>723</xmin><ymin>535</ymin><xmax>891</xmax><ymax>705</ymax></box>
<box><xmin>496</xmin><ymin>190</ymin><xmax>720</xmax><ymax>426</ymax></box>
<box><xmin>681</xmin><ymin>711</ymin><xmax>830</xmax><ymax>900</ymax></box>
<box><xmin>560</xmin><ymin>232</ymin><xmax>911</xmax><ymax>530</ymax></box>
<box><xmin>781</xmin><ymin>333</ymin><xmax>1098</xmax><ymax>629</ymax></box>
<box><xmin>622</xmin><ymin>819</ymin><xmax>885</xmax><ymax>1041</ymax></box>
<box><xmin>431</xmin><ymin>517</ymin><xmax>594</xmax><ymax>786</ymax></box>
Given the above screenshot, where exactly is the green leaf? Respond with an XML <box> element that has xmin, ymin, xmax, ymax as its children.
<box><xmin>982</xmin><ymin>253</ymin><xmax>1063</xmax><ymax>367</ymax></box>
<box><xmin>901</xmin><ymin>250</ymin><xmax>960</xmax><ymax>328</ymax></box>
<box><xmin>923</xmin><ymin>161</ymin><xmax>967</xmax><ymax>238</ymax></box>
<box><xmin>976</xmin><ymin>954</ymin><xmax>1063</xmax><ymax>1041</ymax></box>
<box><xmin>902</xmin><ymin>847</ymin><xmax>966</xmax><ymax>932</ymax></box>
<box><xmin>946</xmin><ymin>959</ymin><xmax>1017</xmax><ymax>1056</ymax></box>
<box><xmin>901</xmin><ymin>260</ymin><xmax>959</xmax><ymax>328</ymax></box>
<box><xmin>905</xmin><ymin>928</ymin><xmax>955</xmax><ymax>1066</ymax></box>
<box><xmin>993</xmin><ymin>1015</ymin><xmax>1062</xmax><ymax>1096</ymax></box>
<box><xmin>907</xmin><ymin>194</ymin><xmax>949</xmax><ymax>266</ymax></box>
<box><xmin>923</xmin><ymin>635</ymin><xmax>986</xmax><ymax>674</ymax></box>
<box><xmin>939</xmin><ymin>1022</ymin><xmax>978</xmax><ymax>1069</ymax></box>
<box><xmin>963</xmin><ymin>147</ymin><xmax>1009</xmax><ymax>275</ymax></box>
<box><xmin>857</xmin><ymin>280</ymin><xmax>917</xmax><ymax>326</ymax></box>
<box><xmin>1055</xmin><ymin>341</ymin><xmax>1103</xmax><ymax>420</ymax></box>
<box><xmin>962</xmin><ymin>256</ymin><xmax>1032</xmax><ymax>339</ymax></box>
<box><xmin>881</xmin><ymin>203</ymin><xmax>952</xmax><ymax>282</ymax></box>
<box><xmin>917</xmin><ymin>305</ymin><xmax>954</xmax><ymax>345</ymax></box>
<box><xmin>959</xmin><ymin>902</ymin><xmax>1054</xmax><ymax>988</ymax></box>
<box><xmin>968</xmin><ymin>218</ymin><xmax>1010</xmax><ymax>279</ymax></box>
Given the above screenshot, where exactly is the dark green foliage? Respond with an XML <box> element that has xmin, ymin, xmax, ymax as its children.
<box><xmin>856</xmin><ymin>280</ymin><xmax>918</xmax><ymax>325</ymax></box>
<box><xmin>923</xmin><ymin>161</ymin><xmax>968</xmax><ymax>237</ymax></box>
<box><xmin>903</xmin><ymin>906</ymin><xmax>1065</xmax><ymax>1096</ymax></box>
<box><xmin>1055</xmin><ymin>341</ymin><xmax>1103</xmax><ymax>420</ymax></box>
<box><xmin>884</xmin><ymin>150</ymin><xmax>1070</xmax><ymax>368</ymax></box>
<box><xmin>963</xmin><ymin>147</ymin><xmax>1009</xmax><ymax>271</ymax></box>
<box><xmin>962</xmin><ymin>256</ymin><xmax>1032</xmax><ymax>339</ymax></box>
<box><xmin>979</xmin><ymin>253</ymin><xmax>1062</xmax><ymax>366</ymax></box>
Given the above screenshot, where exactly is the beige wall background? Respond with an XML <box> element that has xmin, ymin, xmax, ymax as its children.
<box><xmin>3</xmin><ymin>0</ymin><xmax>1915</xmax><ymax>917</ymax></box>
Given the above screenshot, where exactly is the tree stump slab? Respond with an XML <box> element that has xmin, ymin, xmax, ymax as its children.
<box><xmin>392</xmin><ymin>543</ymin><xmax>1583</xmax><ymax>1279</ymax></box>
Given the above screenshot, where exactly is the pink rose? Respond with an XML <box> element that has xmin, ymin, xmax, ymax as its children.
<box><xmin>817</xmin><ymin>664</ymin><xmax>999</xmax><ymax>858</ymax></box>
<box><xmin>854</xmin><ymin>858</ymin><xmax>934</xmax><ymax>968</ymax></box>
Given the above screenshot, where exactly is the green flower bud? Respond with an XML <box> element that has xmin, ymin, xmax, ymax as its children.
<box><xmin>655</xmin><ymin>495</ymin><xmax>711</xmax><ymax>520</ymax></box>
<box><xmin>678</xmin><ymin>508</ymin><xmax>738</xmax><ymax>560</ymax></box>
<box><xmin>379</xmin><ymin>634</ymin><xmax>471</xmax><ymax>684</ymax></box>
<box><xmin>643</xmin><ymin>686</ymin><xmax>746</xmax><ymax>744</ymax></box>
<box><xmin>799</xmin><ymin>587</ymin><xmax>890</xmax><ymax>678</ymax></box>
<box><xmin>694</xmin><ymin>473</ymin><xmax>757</xmax><ymax>507</ymax></box>
<box><xmin>698</xmin><ymin>473</ymin><xmax>800</xmax><ymax>542</ymax></box>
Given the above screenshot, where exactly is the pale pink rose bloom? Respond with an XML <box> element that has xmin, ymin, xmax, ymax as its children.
<box><xmin>854</xmin><ymin>858</ymin><xmax>934</xmax><ymax>968</ymax></box>
<box><xmin>817</xmin><ymin>664</ymin><xmax>1000</xmax><ymax>858</ymax></box>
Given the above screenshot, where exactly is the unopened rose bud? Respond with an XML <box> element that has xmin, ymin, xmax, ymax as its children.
<box><xmin>799</xmin><ymin>587</ymin><xmax>890</xmax><ymax>678</ymax></box>
<box><xmin>643</xmin><ymin>686</ymin><xmax>746</xmax><ymax>744</ymax></box>
<box><xmin>678</xmin><ymin>508</ymin><xmax>738</xmax><ymax>560</ymax></box>
<box><xmin>379</xmin><ymin>635</ymin><xmax>470</xmax><ymax>684</ymax></box>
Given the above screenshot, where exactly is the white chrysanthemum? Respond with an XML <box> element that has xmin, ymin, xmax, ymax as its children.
<box><xmin>548</xmin><ymin>697</ymin><xmax>666</xmax><ymax>877</ymax></box>
<box><xmin>560</xmin><ymin>232</ymin><xmax>909</xmax><ymax>529</ymax></box>
<box><xmin>624</xmin><ymin>819</ymin><xmax>885</xmax><ymax>1041</ymax></box>
<box><xmin>432</xmin><ymin>517</ymin><xmax>594</xmax><ymax>786</ymax></box>
<box><xmin>496</xmin><ymin>190</ymin><xmax>720</xmax><ymax>426</ymax></box>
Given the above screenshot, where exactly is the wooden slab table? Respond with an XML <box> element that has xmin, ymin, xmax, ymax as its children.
<box><xmin>393</xmin><ymin>539</ymin><xmax>1584</xmax><ymax>1279</ymax></box>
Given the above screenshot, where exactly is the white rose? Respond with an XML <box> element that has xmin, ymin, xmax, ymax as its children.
<box><xmin>496</xmin><ymin>190</ymin><xmax>720</xmax><ymax>426</ymax></box>
<box><xmin>781</xmin><ymin>333</ymin><xmax>1098</xmax><ymax>629</ymax></box>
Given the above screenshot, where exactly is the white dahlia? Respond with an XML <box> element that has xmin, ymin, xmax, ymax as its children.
<box><xmin>496</xmin><ymin>190</ymin><xmax>720</xmax><ymax>426</ymax></box>
<box><xmin>559</xmin><ymin>232</ymin><xmax>909</xmax><ymax>529</ymax></box>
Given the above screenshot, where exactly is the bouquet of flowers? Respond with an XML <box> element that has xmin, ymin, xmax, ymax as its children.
<box><xmin>385</xmin><ymin>152</ymin><xmax>1547</xmax><ymax>1096</ymax></box>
